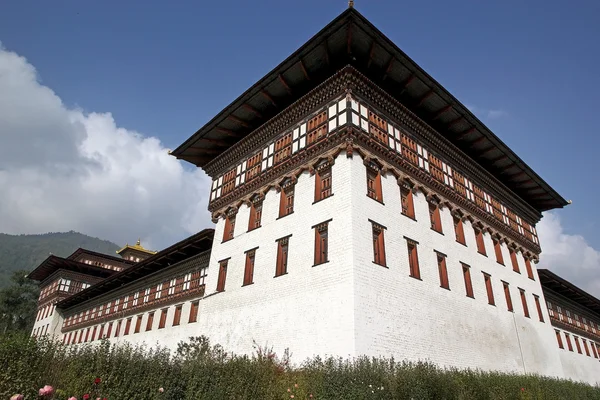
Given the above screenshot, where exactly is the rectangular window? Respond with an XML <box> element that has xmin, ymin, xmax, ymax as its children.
<box><xmin>168</xmin><ymin>279</ymin><xmax>176</xmax><ymax>296</ymax></box>
<box><xmin>429</xmin><ymin>203</ymin><xmax>443</xmax><ymax>233</ymax></box>
<box><xmin>366</xmin><ymin>168</ymin><xmax>383</xmax><ymax>202</ymax></box>
<box><xmin>182</xmin><ymin>273</ymin><xmax>192</xmax><ymax>291</ymax></box>
<box><xmin>493</xmin><ymin>239</ymin><xmax>504</xmax><ymax>265</ymax></box>
<box><xmin>276</xmin><ymin>237</ymin><xmax>289</xmax><ymax>277</ymax></box>
<box><xmin>407</xmin><ymin>239</ymin><xmax>420</xmax><ymax>279</ymax></box>
<box><xmin>85</xmin><ymin>328</ymin><xmax>90</xmax><ymax>343</ymax></box>
<box><xmin>159</xmin><ymin>309</ymin><xmax>168</xmax><ymax>329</ymax></box>
<box><xmin>106</xmin><ymin>322</ymin><xmax>113</xmax><ymax>338</ymax></box>
<box><xmin>592</xmin><ymin>342</ymin><xmax>599</xmax><ymax>359</ymax></box>
<box><xmin>314</xmin><ymin>221</ymin><xmax>329</xmax><ymax>265</ymax></box>
<box><xmin>278</xmin><ymin>185</ymin><xmax>295</xmax><ymax>217</ymax></box>
<box><xmin>189</xmin><ymin>301</ymin><xmax>199</xmax><ymax>323</ymax></box>
<box><xmin>143</xmin><ymin>288</ymin><xmax>150</xmax><ymax>303</ymax></box>
<box><xmin>453</xmin><ymin>216</ymin><xmax>465</xmax><ymax>245</ymax></box>
<box><xmin>462</xmin><ymin>264</ymin><xmax>474</xmax><ymax>298</ymax></box>
<box><xmin>244</xmin><ymin>249</ymin><xmax>256</xmax><ymax>285</ymax></box>
<box><xmin>91</xmin><ymin>326</ymin><xmax>97</xmax><ymax>341</ymax></box>
<box><xmin>503</xmin><ymin>281</ymin><xmax>513</xmax><ymax>312</ymax></box>
<box><xmin>98</xmin><ymin>324</ymin><xmax>105</xmax><ymax>339</ymax></box>
<box><xmin>575</xmin><ymin>336</ymin><xmax>582</xmax><ymax>354</ymax></box>
<box><xmin>555</xmin><ymin>330</ymin><xmax>564</xmax><ymax>349</ymax></box>
<box><xmin>314</xmin><ymin>167</ymin><xmax>332</xmax><ymax>202</ymax></box>
<box><xmin>510</xmin><ymin>249</ymin><xmax>520</xmax><ymax>273</ymax></box>
<box><xmin>484</xmin><ymin>273</ymin><xmax>495</xmax><ymax>305</ymax></box>
<box><xmin>372</xmin><ymin>222</ymin><xmax>387</xmax><ymax>267</ymax></box>
<box><xmin>533</xmin><ymin>295</ymin><xmax>544</xmax><ymax>322</ymax></box>
<box><xmin>155</xmin><ymin>284</ymin><xmax>162</xmax><ymax>299</ymax></box>
<box><xmin>146</xmin><ymin>312</ymin><xmax>154</xmax><ymax>331</ymax></box>
<box><xmin>248</xmin><ymin>201</ymin><xmax>263</xmax><ymax>231</ymax></box>
<box><xmin>223</xmin><ymin>214</ymin><xmax>236</xmax><ymax>242</ymax></box>
<box><xmin>437</xmin><ymin>252</ymin><xmax>449</xmax><ymax>289</ymax></box>
<box><xmin>217</xmin><ymin>260</ymin><xmax>228</xmax><ymax>292</ymax></box>
<box><xmin>475</xmin><ymin>229</ymin><xmax>486</xmax><ymax>256</ymax></box>
<box><xmin>134</xmin><ymin>315</ymin><xmax>142</xmax><ymax>334</ymax></box>
<box><xmin>583</xmin><ymin>339</ymin><xmax>591</xmax><ymax>357</ymax></box>
<box><xmin>173</xmin><ymin>305</ymin><xmax>182</xmax><ymax>326</ymax></box>
<box><xmin>525</xmin><ymin>258</ymin><xmax>535</xmax><ymax>280</ymax></box>
<box><xmin>115</xmin><ymin>320</ymin><xmax>122</xmax><ymax>337</ymax></box>
<box><xmin>133</xmin><ymin>292</ymin><xmax>139</xmax><ymax>306</ymax></box>
<box><xmin>400</xmin><ymin>186</ymin><xmax>415</xmax><ymax>219</ymax></box>
<box><xmin>520</xmin><ymin>289</ymin><xmax>530</xmax><ymax>318</ymax></box>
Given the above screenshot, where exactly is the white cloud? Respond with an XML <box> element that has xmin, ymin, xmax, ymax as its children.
<box><xmin>538</xmin><ymin>212</ymin><xmax>600</xmax><ymax>298</ymax></box>
<box><xmin>465</xmin><ymin>104</ymin><xmax>508</xmax><ymax>120</ymax></box>
<box><xmin>0</xmin><ymin>43</ymin><xmax>212</xmax><ymax>250</ymax></box>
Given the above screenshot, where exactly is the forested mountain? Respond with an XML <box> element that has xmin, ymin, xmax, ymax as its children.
<box><xmin>0</xmin><ymin>231</ymin><xmax>119</xmax><ymax>287</ymax></box>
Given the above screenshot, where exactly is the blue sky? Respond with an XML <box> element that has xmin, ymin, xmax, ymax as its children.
<box><xmin>0</xmin><ymin>1</ymin><xmax>598</xmax><ymax>253</ymax></box>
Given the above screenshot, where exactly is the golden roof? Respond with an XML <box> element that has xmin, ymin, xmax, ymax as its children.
<box><xmin>116</xmin><ymin>239</ymin><xmax>157</xmax><ymax>256</ymax></box>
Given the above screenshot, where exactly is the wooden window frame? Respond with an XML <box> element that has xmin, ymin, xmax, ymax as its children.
<box><xmin>525</xmin><ymin>258</ymin><xmax>535</xmax><ymax>280</ymax></box>
<box><xmin>565</xmin><ymin>333</ymin><xmax>573</xmax><ymax>351</ymax></box>
<box><xmin>583</xmin><ymin>339</ymin><xmax>591</xmax><ymax>357</ymax></box>
<box><xmin>493</xmin><ymin>239</ymin><xmax>504</xmax><ymax>265</ymax></box>
<box><xmin>313</xmin><ymin>220</ymin><xmax>331</xmax><ymax>266</ymax></box>
<box><xmin>400</xmin><ymin>185</ymin><xmax>415</xmax><ymax>219</ymax></box>
<box><xmin>134</xmin><ymin>315</ymin><xmax>142</xmax><ymax>334</ymax></box>
<box><xmin>533</xmin><ymin>294</ymin><xmax>544</xmax><ymax>322</ymax></box>
<box><xmin>314</xmin><ymin>166</ymin><xmax>333</xmax><ymax>202</ymax></box>
<box><xmin>275</xmin><ymin>237</ymin><xmax>290</xmax><ymax>277</ymax></box>
<box><xmin>429</xmin><ymin>202</ymin><xmax>443</xmax><ymax>234</ymax></box>
<box><xmin>124</xmin><ymin>318</ymin><xmax>131</xmax><ymax>336</ymax></box>
<box><xmin>519</xmin><ymin>289</ymin><xmax>530</xmax><ymax>318</ymax></box>
<box><xmin>243</xmin><ymin>248</ymin><xmax>257</xmax><ymax>285</ymax></box>
<box><xmin>503</xmin><ymin>281</ymin><xmax>513</xmax><ymax>312</ymax></box>
<box><xmin>555</xmin><ymin>330</ymin><xmax>564</xmax><ymax>349</ymax></box>
<box><xmin>173</xmin><ymin>304</ymin><xmax>182</xmax><ymax>326</ymax></box>
<box><xmin>462</xmin><ymin>263</ymin><xmax>474</xmax><ymax>298</ymax></box>
<box><xmin>159</xmin><ymin>308</ymin><xmax>168</xmax><ymax>329</ymax></box>
<box><xmin>216</xmin><ymin>259</ymin><xmax>228</xmax><ymax>292</ymax></box>
<box><xmin>115</xmin><ymin>320</ymin><xmax>122</xmax><ymax>338</ymax></box>
<box><xmin>189</xmin><ymin>301</ymin><xmax>199</xmax><ymax>324</ymax></box>
<box><xmin>146</xmin><ymin>312</ymin><xmax>154</xmax><ymax>332</ymax></box>
<box><xmin>436</xmin><ymin>252</ymin><xmax>449</xmax><ymax>289</ymax></box>
<box><xmin>509</xmin><ymin>248</ymin><xmax>520</xmax><ymax>273</ymax></box>
<box><xmin>406</xmin><ymin>238</ymin><xmax>420</xmax><ymax>279</ymax></box>
<box><xmin>247</xmin><ymin>198</ymin><xmax>263</xmax><ymax>232</ymax></box>
<box><xmin>453</xmin><ymin>216</ymin><xmax>465</xmax><ymax>245</ymax></box>
<box><xmin>371</xmin><ymin>221</ymin><xmax>387</xmax><ymax>267</ymax></box>
<box><xmin>366</xmin><ymin>165</ymin><xmax>383</xmax><ymax>203</ymax></box>
<box><xmin>483</xmin><ymin>273</ymin><xmax>495</xmax><ymax>306</ymax></box>
<box><xmin>475</xmin><ymin>228</ymin><xmax>487</xmax><ymax>256</ymax></box>
<box><xmin>575</xmin><ymin>336</ymin><xmax>582</xmax><ymax>354</ymax></box>
<box><xmin>278</xmin><ymin>182</ymin><xmax>295</xmax><ymax>218</ymax></box>
<box><xmin>592</xmin><ymin>341</ymin><xmax>599</xmax><ymax>359</ymax></box>
<box><xmin>222</xmin><ymin>213</ymin><xmax>236</xmax><ymax>242</ymax></box>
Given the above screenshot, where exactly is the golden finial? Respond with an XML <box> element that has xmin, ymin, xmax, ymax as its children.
<box><xmin>136</xmin><ymin>238</ymin><xmax>141</xmax><ymax>246</ymax></box>
<box><xmin>349</xmin><ymin>0</ymin><xmax>354</xmax><ymax>8</ymax></box>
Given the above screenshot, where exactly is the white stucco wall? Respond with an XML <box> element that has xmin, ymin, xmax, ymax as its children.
<box><xmin>554</xmin><ymin>327</ymin><xmax>600</xmax><ymax>386</ymax></box>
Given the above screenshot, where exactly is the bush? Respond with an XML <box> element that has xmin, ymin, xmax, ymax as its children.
<box><xmin>0</xmin><ymin>333</ymin><xmax>598</xmax><ymax>400</ymax></box>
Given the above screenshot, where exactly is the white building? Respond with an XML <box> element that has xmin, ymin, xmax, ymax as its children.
<box><xmin>28</xmin><ymin>6</ymin><xmax>600</xmax><ymax>386</ymax></box>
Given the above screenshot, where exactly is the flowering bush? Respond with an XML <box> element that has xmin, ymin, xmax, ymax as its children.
<box><xmin>0</xmin><ymin>333</ymin><xmax>599</xmax><ymax>399</ymax></box>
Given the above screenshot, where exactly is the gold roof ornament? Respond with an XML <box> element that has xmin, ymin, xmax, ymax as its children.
<box><xmin>116</xmin><ymin>238</ymin><xmax>157</xmax><ymax>255</ymax></box>
<box><xmin>349</xmin><ymin>0</ymin><xmax>354</xmax><ymax>8</ymax></box>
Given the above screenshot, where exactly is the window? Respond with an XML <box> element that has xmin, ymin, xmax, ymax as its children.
<box><xmin>173</xmin><ymin>305</ymin><xmax>182</xmax><ymax>326</ymax></box>
<box><xmin>475</xmin><ymin>229</ymin><xmax>486</xmax><ymax>255</ymax></box>
<box><xmin>98</xmin><ymin>324</ymin><xmax>105</xmax><ymax>339</ymax></box>
<box><xmin>592</xmin><ymin>342</ymin><xmax>599</xmax><ymax>359</ymax></box>
<box><xmin>143</xmin><ymin>288</ymin><xmax>150</xmax><ymax>303</ymax></box>
<box><xmin>372</xmin><ymin>222</ymin><xmax>387</xmax><ymax>267</ymax></box>
<box><xmin>314</xmin><ymin>221</ymin><xmax>329</xmax><ymax>265</ymax></box>
<box><xmin>483</xmin><ymin>273</ymin><xmax>495</xmax><ymax>305</ymax></box>
<box><xmin>85</xmin><ymin>328</ymin><xmax>90</xmax><ymax>343</ymax></box>
<box><xmin>106</xmin><ymin>322</ymin><xmax>113</xmax><ymax>338</ymax></box>
<box><xmin>243</xmin><ymin>249</ymin><xmax>256</xmax><ymax>285</ymax></box>
<box><xmin>189</xmin><ymin>301</ymin><xmax>199</xmax><ymax>323</ymax></box>
<box><xmin>503</xmin><ymin>282</ymin><xmax>513</xmax><ymax>312</ymax></box>
<box><xmin>279</xmin><ymin>184</ymin><xmax>295</xmax><ymax>217</ymax></box>
<box><xmin>155</xmin><ymin>284</ymin><xmax>162</xmax><ymax>299</ymax></box>
<box><xmin>462</xmin><ymin>264</ymin><xmax>474</xmax><ymax>298</ymax></box>
<box><xmin>314</xmin><ymin>167</ymin><xmax>332</xmax><ymax>202</ymax></box>
<box><xmin>146</xmin><ymin>312</ymin><xmax>154</xmax><ymax>331</ymax></box>
<box><xmin>276</xmin><ymin>237</ymin><xmax>289</xmax><ymax>277</ymax></box>
<box><xmin>510</xmin><ymin>249</ymin><xmax>520</xmax><ymax>273</ymax></box>
<box><xmin>248</xmin><ymin>199</ymin><xmax>263</xmax><ymax>231</ymax></box>
<box><xmin>575</xmin><ymin>336</ymin><xmax>582</xmax><ymax>354</ymax></box>
<box><xmin>407</xmin><ymin>239</ymin><xmax>420</xmax><ymax>279</ymax></box>
<box><xmin>217</xmin><ymin>260</ymin><xmax>228</xmax><ymax>292</ymax></box>
<box><xmin>429</xmin><ymin>203</ymin><xmax>443</xmax><ymax>233</ymax></box>
<box><xmin>183</xmin><ymin>273</ymin><xmax>192</xmax><ymax>291</ymax></box>
<box><xmin>493</xmin><ymin>239</ymin><xmax>504</xmax><ymax>265</ymax></box>
<box><xmin>115</xmin><ymin>320</ymin><xmax>122</xmax><ymax>337</ymax></box>
<box><xmin>436</xmin><ymin>252</ymin><xmax>449</xmax><ymax>289</ymax></box>
<box><xmin>223</xmin><ymin>214</ymin><xmax>236</xmax><ymax>242</ymax></box>
<box><xmin>583</xmin><ymin>339</ymin><xmax>591</xmax><ymax>357</ymax></box>
<box><xmin>453</xmin><ymin>216</ymin><xmax>465</xmax><ymax>245</ymax></box>
<box><xmin>555</xmin><ymin>330</ymin><xmax>564</xmax><ymax>349</ymax></box>
<box><xmin>168</xmin><ymin>279</ymin><xmax>176</xmax><ymax>296</ymax></box>
<box><xmin>159</xmin><ymin>309</ymin><xmax>168</xmax><ymax>329</ymax></box>
<box><xmin>366</xmin><ymin>168</ymin><xmax>383</xmax><ymax>202</ymax></box>
<box><xmin>132</xmin><ymin>292</ymin><xmax>139</xmax><ymax>306</ymax></box>
<box><xmin>533</xmin><ymin>295</ymin><xmax>544</xmax><ymax>322</ymax></box>
<box><xmin>519</xmin><ymin>289</ymin><xmax>530</xmax><ymax>318</ymax></box>
<box><xmin>400</xmin><ymin>185</ymin><xmax>415</xmax><ymax>219</ymax></box>
<box><xmin>525</xmin><ymin>258</ymin><xmax>535</xmax><ymax>280</ymax></box>
<box><xmin>134</xmin><ymin>315</ymin><xmax>142</xmax><ymax>333</ymax></box>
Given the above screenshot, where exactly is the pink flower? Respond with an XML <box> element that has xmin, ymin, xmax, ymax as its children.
<box><xmin>309</xmin><ymin>395</ymin><xmax>313</xmax><ymax>399</ymax></box>
<box><xmin>290</xmin><ymin>396</ymin><xmax>294</xmax><ymax>399</ymax></box>
<box><xmin>68</xmin><ymin>397</ymin><xmax>78</xmax><ymax>400</ymax></box>
<box><xmin>294</xmin><ymin>383</ymin><xmax>298</xmax><ymax>388</ymax></box>
<box><xmin>94</xmin><ymin>377</ymin><xmax>102</xmax><ymax>385</ymax></box>
<box><xmin>39</xmin><ymin>385</ymin><xmax>54</xmax><ymax>396</ymax></box>
<box><xmin>10</xmin><ymin>395</ymin><xmax>24</xmax><ymax>400</ymax></box>
<box><xmin>158</xmin><ymin>387</ymin><xmax>164</xmax><ymax>393</ymax></box>
<box><xmin>521</xmin><ymin>388</ymin><xmax>525</xmax><ymax>392</ymax></box>
<box><xmin>287</xmin><ymin>388</ymin><xmax>291</xmax><ymax>392</ymax></box>
<box><xmin>82</xmin><ymin>395</ymin><xmax>90</xmax><ymax>400</ymax></box>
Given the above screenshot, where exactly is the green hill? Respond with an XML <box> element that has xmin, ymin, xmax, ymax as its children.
<box><xmin>0</xmin><ymin>231</ymin><xmax>119</xmax><ymax>287</ymax></box>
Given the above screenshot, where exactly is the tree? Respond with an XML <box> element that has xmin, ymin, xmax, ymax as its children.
<box><xmin>0</xmin><ymin>270</ymin><xmax>39</xmax><ymax>334</ymax></box>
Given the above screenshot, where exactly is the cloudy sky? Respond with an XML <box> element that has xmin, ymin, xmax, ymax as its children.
<box><xmin>0</xmin><ymin>1</ymin><xmax>599</xmax><ymax>295</ymax></box>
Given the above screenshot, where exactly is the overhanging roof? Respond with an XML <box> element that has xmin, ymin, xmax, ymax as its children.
<box><xmin>171</xmin><ymin>7</ymin><xmax>567</xmax><ymax>213</ymax></box>
<box><xmin>67</xmin><ymin>248</ymin><xmax>136</xmax><ymax>267</ymax></box>
<box><xmin>57</xmin><ymin>229</ymin><xmax>215</xmax><ymax>310</ymax></box>
<box><xmin>27</xmin><ymin>256</ymin><xmax>117</xmax><ymax>282</ymax></box>
<box><xmin>539</xmin><ymin>269</ymin><xmax>600</xmax><ymax>317</ymax></box>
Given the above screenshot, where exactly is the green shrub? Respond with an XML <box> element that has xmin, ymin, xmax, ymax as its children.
<box><xmin>0</xmin><ymin>333</ymin><xmax>598</xmax><ymax>400</ymax></box>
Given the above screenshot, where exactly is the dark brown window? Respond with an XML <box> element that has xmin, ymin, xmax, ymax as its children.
<box><xmin>105</xmin><ymin>322</ymin><xmax>112</xmax><ymax>337</ymax></box>
<box><xmin>555</xmin><ymin>330</ymin><xmax>564</xmax><ymax>349</ymax></box>
<box><xmin>245</xmin><ymin>152</ymin><xmax>262</xmax><ymax>181</ymax></box>
<box><xmin>115</xmin><ymin>320</ymin><xmax>122</xmax><ymax>338</ymax></box>
<box><xmin>315</xmin><ymin>167</ymin><xmax>332</xmax><ymax>202</ymax></box>
<box><xmin>84</xmin><ymin>328</ymin><xmax>90</xmax><ymax>342</ymax></box>
<box><xmin>429</xmin><ymin>203</ymin><xmax>443</xmax><ymax>233</ymax></box>
<box><xmin>366</xmin><ymin>168</ymin><xmax>383</xmax><ymax>202</ymax></box>
<box><xmin>493</xmin><ymin>239</ymin><xmax>504</xmax><ymax>265</ymax></box>
<box><xmin>134</xmin><ymin>315</ymin><xmax>142</xmax><ymax>333</ymax></box>
<box><xmin>243</xmin><ymin>249</ymin><xmax>256</xmax><ymax>285</ymax></box>
<box><xmin>503</xmin><ymin>281</ymin><xmax>513</xmax><ymax>312</ymax></box>
<box><xmin>525</xmin><ymin>258</ymin><xmax>535</xmax><ymax>280</ymax></box>
<box><xmin>483</xmin><ymin>273</ymin><xmax>494</xmax><ymax>305</ymax></box>
<box><xmin>453</xmin><ymin>216</ymin><xmax>465</xmax><ymax>245</ymax></box>
<box><xmin>462</xmin><ymin>264</ymin><xmax>474</xmax><ymax>298</ymax></box>
<box><xmin>533</xmin><ymin>295</ymin><xmax>544</xmax><ymax>322</ymax></box>
<box><xmin>565</xmin><ymin>333</ymin><xmax>573</xmax><ymax>351</ymax></box>
<box><xmin>124</xmin><ymin>318</ymin><xmax>131</xmax><ymax>335</ymax></box>
<box><xmin>371</xmin><ymin>222</ymin><xmax>387</xmax><ymax>266</ymax></box>
<box><xmin>592</xmin><ymin>342</ymin><xmax>598</xmax><ymax>358</ymax></box>
<box><xmin>276</xmin><ymin>238</ymin><xmax>289</xmax><ymax>277</ymax></box>
<box><xmin>314</xmin><ymin>221</ymin><xmax>329</xmax><ymax>265</ymax></box>
<box><xmin>519</xmin><ymin>289</ymin><xmax>530</xmax><ymax>318</ymax></box>
<box><xmin>159</xmin><ymin>309</ymin><xmax>168</xmax><ymax>329</ymax></box>
<box><xmin>407</xmin><ymin>239</ymin><xmax>420</xmax><ymax>279</ymax></box>
<box><xmin>91</xmin><ymin>326</ymin><xmax>97</xmax><ymax>341</ymax></box>
<box><xmin>274</xmin><ymin>133</ymin><xmax>292</xmax><ymax>164</ymax></box>
<box><xmin>189</xmin><ymin>301</ymin><xmax>199</xmax><ymax>323</ymax></box>
<box><xmin>217</xmin><ymin>260</ymin><xmax>228</xmax><ymax>292</ymax></box>
<box><xmin>510</xmin><ymin>249</ymin><xmax>520</xmax><ymax>273</ymax></box>
<box><xmin>223</xmin><ymin>214</ymin><xmax>236</xmax><ymax>242</ymax></box>
<box><xmin>583</xmin><ymin>339</ymin><xmax>591</xmax><ymax>357</ymax></box>
<box><xmin>437</xmin><ymin>252</ymin><xmax>449</xmax><ymax>289</ymax></box>
<box><xmin>146</xmin><ymin>312</ymin><xmax>154</xmax><ymax>331</ymax></box>
<box><xmin>475</xmin><ymin>229</ymin><xmax>486</xmax><ymax>255</ymax></box>
<box><xmin>173</xmin><ymin>305</ymin><xmax>182</xmax><ymax>326</ymax></box>
<box><xmin>279</xmin><ymin>186</ymin><xmax>295</xmax><ymax>217</ymax></box>
<box><xmin>575</xmin><ymin>336</ymin><xmax>582</xmax><ymax>354</ymax></box>
<box><xmin>248</xmin><ymin>200</ymin><xmax>263</xmax><ymax>231</ymax></box>
<box><xmin>400</xmin><ymin>186</ymin><xmax>415</xmax><ymax>219</ymax></box>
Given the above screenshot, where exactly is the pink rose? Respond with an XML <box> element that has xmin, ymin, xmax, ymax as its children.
<box><xmin>39</xmin><ymin>385</ymin><xmax>54</xmax><ymax>396</ymax></box>
<box><xmin>68</xmin><ymin>397</ymin><xmax>78</xmax><ymax>400</ymax></box>
<box><xmin>10</xmin><ymin>395</ymin><xmax>24</xmax><ymax>400</ymax></box>
<box><xmin>158</xmin><ymin>387</ymin><xmax>164</xmax><ymax>393</ymax></box>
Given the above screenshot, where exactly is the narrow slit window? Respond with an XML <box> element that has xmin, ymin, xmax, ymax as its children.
<box><xmin>146</xmin><ymin>312</ymin><xmax>154</xmax><ymax>331</ymax></box>
<box><xmin>366</xmin><ymin>168</ymin><xmax>383</xmax><ymax>202</ymax></box>
<box><xmin>475</xmin><ymin>229</ymin><xmax>486</xmax><ymax>255</ymax></box>
<box><xmin>534</xmin><ymin>295</ymin><xmax>544</xmax><ymax>322</ymax></box>
<box><xmin>243</xmin><ymin>249</ymin><xmax>256</xmax><ymax>285</ymax></box>
<box><xmin>555</xmin><ymin>330</ymin><xmax>564</xmax><ymax>349</ymax></box>
<box><xmin>372</xmin><ymin>222</ymin><xmax>387</xmax><ymax>267</ymax></box>
<box><xmin>525</xmin><ymin>258</ymin><xmax>535</xmax><ymax>280</ymax></box>
<box><xmin>134</xmin><ymin>315</ymin><xmax>142</xmax><ymax>334</ymax></box>
<box><xmin>217</xmin><ymin>260</ymin><xmax>228</xmax><ymax>292</ymax></box>
<box><xmin>510</xmin><ymin>249</ymin><xmax>520</xmax><ymax>273</ymax></box>
<box><xmin>159</xmin><ymin>309</ymin><xmax>168</xmax><ymax>329</ymax></box>
<box><xmin>437</xmin><ymin>252</ymin><xmax>449</xmax><ymax>289</ymax></box>
<box><xmin>520</xmin><ymin>289</ymin><xmax>530</xmax><ymax>318</ymax></box>
<box><xmin>314</xmin><ymin>167</ymin><xmax>332</xmax><ymax>202</ymax></box>
<box><xmin>276</xmin><ymin>238</ymin><xmax>289</xmax><ymax>277</ymax></box>
<box><xmin>173</xmin><ymin>305</ymin><xmax>182</xmax><ymax>326</ymax></box>
<box><xmin>453</xmin><ymin>216</ymin><xmax>465</xmax><ymax>245</ymax></box>
<box><xmin>503</xmin><ymin>281</ymin><xmax>513</xmax><ymax>312</ymax></box>
<box><xmin>493</xmin><ymin>239</ymin><xmax>504</xmax><ymax>265</ymax></box>
<box><xmin>575</xmin><ymin>336</ymin><xmax>582</xmax><ymax>354</ymax></box>
<box><xmin>124</xmin><ymin>318</ymin><xmax>132</xmax><ymax>335</ymax></box>
<box><xmin>462</xmin><ymin>264</ymin><xmax>474</xmax><ymax>298</ymax></box>
<box><xmin>279</xmin><ymin>184</ymin><xmax>295</xmax><ymax>217</ymax></box>
<box><xmin>583</xmin><ymin>339</ymin><xmax>591</xmax><ymax>357</ymax></box>
<box><xmin>400</xmin><ymin>186</ymin><xmax>415</xmax><ymax>219</ymax></box>
<box><xmin>189</xmin><ymin>301</ymin><xmax>199</xmax><ymax>323</ymax></box>
<box><xmin>484</xmin><ymin>273</ymin><xmax>495</xmax><ymax>305</ymax></box>
<box><xmin>429</xmin><ymin>203</ymin><xmax>443</xmax><ymax>233</ymax></box>
<box><xmin>314</xmin><ymin>221</ymin><xmax>329</xmax><ymax>265</ymax></box>
<box><xmin>407</xmin><ymin>239</ymin><xmax>420</xmax><ymax>279</ymax></box>
<box><xmin>592</xmin><ymin>342</ymin><xmax>598</xmax><ymax>358</ymax></box>
<box><xmin>222</xmin><ymin>214</ymin><xmax>236</xmax><ymax>242</ymax></box>
<box><xmin>248</xmin><ymin>200</ymin><xmax>263</xmax><ymax>231</ymax></box>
